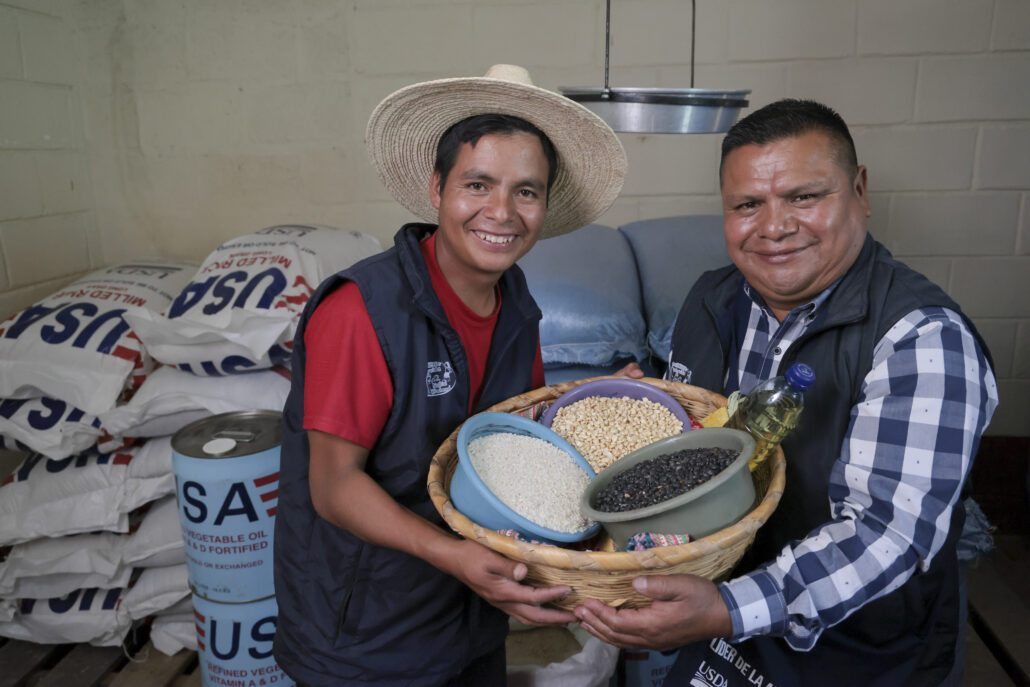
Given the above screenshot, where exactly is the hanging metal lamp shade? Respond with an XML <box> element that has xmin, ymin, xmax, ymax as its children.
<box><xmin>561</xmin><ymin>0</ymin><xmax>749</xmax><ymax>134</ymax></box>
<box><xmin>560</xmin><ymin>87</ymin><xmax>750</xmax><ymax>135</ymax></box>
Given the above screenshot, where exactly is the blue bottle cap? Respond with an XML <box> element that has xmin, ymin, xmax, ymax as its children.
<box><xmin>785</xmin><ymin>362</ymin><xmax>815</xmax><ymax>391</ymax></box>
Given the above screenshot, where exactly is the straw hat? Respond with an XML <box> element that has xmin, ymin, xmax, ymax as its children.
<box><xmin>365</xmin><ymin>64</ymin><xmax>627</xmax><ymax>238</ymax></box>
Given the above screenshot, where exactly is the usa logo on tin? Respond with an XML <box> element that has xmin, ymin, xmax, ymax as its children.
<box><xmin>254</xmin><ymin>471</ymin><xmax>279</xmax><ymax>518</ymax></box>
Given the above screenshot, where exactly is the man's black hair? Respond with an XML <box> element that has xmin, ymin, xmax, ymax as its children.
<box><xmin>719</xmin><ymin>99</ymin><xmax>859</xmax><ymax>183</ymax></box>
<box><xmin>434</xmin><ymin>114</ymin><xmax>558</xmax><ymax>201</ymax></box>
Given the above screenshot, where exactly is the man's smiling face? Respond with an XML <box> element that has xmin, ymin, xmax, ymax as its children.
<box><xmin>721</xmin><ymin>129</ymin><xmax>871</xmax><ymax>320</ymax></box>
<box><xmin>430</xmin><ymin>131</ymin><xmax>549</xmax><ymax>283</ymax></box>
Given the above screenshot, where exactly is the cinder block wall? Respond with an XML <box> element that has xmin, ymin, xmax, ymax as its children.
<box><xmin>0</xmin><ymin>0</ymin><xmax>97</xmax><ymax>319</ymax></box>
<box><xmin>0</xmin><ymin>0</ymin><xmax>1027</xmax><ymax>434</ymax></box>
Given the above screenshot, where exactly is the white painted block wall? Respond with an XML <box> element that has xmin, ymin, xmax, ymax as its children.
<box><xmin>0</xmin><ymin>0</ymin><xmax>1027</xmax><ymax>434</ymax></box>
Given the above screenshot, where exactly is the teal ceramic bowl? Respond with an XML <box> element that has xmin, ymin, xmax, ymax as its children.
<box><xmin>580</xmin><ymin>427</ymin><xmax>755</xmax><ymax>549</ymax></box>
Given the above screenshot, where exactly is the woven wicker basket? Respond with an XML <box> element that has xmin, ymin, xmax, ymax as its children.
<box><xmin>427</xmin><ymin>376</ymin><xmax>786</xmax><ymax>610</ymax></box>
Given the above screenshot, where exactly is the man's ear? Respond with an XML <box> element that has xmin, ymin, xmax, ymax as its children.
<box><xmin>854</xmin><ymin>165</ymin><xmax>871</xmax><ymax>218</ymax></box>
<box><xmin>429</xmin><ymin>171</ymin><xmax>442</xmax><ymax>211</ymax></box>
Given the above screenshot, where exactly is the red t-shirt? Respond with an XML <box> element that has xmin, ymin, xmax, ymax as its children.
<box><xmin>303</xmin><ymin>233</ymin><xmax>544</xmax><ymax>449</ymax></box>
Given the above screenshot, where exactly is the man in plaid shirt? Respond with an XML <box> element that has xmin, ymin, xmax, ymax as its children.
<box><xmin>575</xmin><ymin>100</ymin><xmax>997</xmax><ymax>686</ymax></box>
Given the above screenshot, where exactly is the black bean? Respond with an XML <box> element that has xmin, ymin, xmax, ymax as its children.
<box><xmin>593</xmin><ymin>447</ymin><xmax>740</xmax><ymax>513</ymax></box>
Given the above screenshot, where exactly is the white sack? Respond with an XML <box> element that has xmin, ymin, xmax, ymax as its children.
<box><xmin>1</xmin><ymin>566</ymin><xmax>134</xmax><ymax>600</ymax></box>
<box><xmin>151</xmin><ymin>610</ymin><xmax>199</xmax><ymax>655</ymax></box>
<box><xmin>0</xmin><ymin>259</ymin><xmax>197</xmax><ymax>415</ymax></box>
<box><xmin>0</xmin><ymin>437</ymin><xmax>174</xmax><ymax>545</ymax></box>
<box><xmin>119</xmin><ymin>563</ymin><xmax>191</xmax><ymax>621</ymax></box>
<box><xmin>99</xmin><ymin>365</ymin><xmax>290</xmax><ymax>439</ymax></box>
<box><xmin>0</xmin><ymin>494</ymin><xmax>182</xmax><ymax>598</ymax></box>
<box><xmin>507</xmin><ymin>624</ymin><xmax>619</xmax><ymax>687</ymax></box>
<box><xmin>125</xmin><ymin>225</ymin><xmax>381</xmax><ymax>375</ymax></box>
<box><xmin>123</xmin><ymin>495</ymin><xmax>186</xmax><ymax>568</ymax></box>
<box><xmin>0</xmin><ymin>531</ymin><xmax>128</xmax><ymax>597</ymax></box>
<box><xmin>155</xmin><ymin>594</ymin><xmax>194</xmax><ymax>617</ymax></box>
<box><xmin>0</xmin><ymin>396</ymin><xmax>103</xmax><ymax>460</ymax></box>
<box><xmin>0</xmin><ymin>586</ymin><xmax>130</xmax><ymax>646</ymax></box>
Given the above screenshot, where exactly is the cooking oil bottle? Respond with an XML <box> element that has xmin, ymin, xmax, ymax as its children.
<box><xmin>726</xmin><ymin>362</ymin><xmax>815</xmax><ymax>470</ymax></box>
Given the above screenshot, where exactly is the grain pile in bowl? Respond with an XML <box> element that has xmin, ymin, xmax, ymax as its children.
<box><xmin>594</xmin><ymin>446</ymin><xmax>741</xmax><ymax>512</ymax></box>
<box><xmin>467</xmin><ymin>432</ymin><xmax>593</xmax><ymax>533</ymax></box>
<box><xmin>550</xmin><ymin>396</ymin><xmax>683</xmax><ymax>473</ymax></box>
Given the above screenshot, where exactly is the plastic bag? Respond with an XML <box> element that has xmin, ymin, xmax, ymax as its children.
<box><xmin>507</xmin><ymin>624</ymin><xmax>620</xmax><ymax>687</ymax></box>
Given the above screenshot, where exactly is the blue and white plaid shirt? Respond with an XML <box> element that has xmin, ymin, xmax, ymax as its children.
<box><xmin>716</xmin><ymin>282</ymin><xmax>998</xmax><ymax>650</ymax></box>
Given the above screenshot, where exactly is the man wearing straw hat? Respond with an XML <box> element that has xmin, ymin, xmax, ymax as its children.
<box><xmin>574</xmin><ymin>99</ymin><xmax>997</xmax><ymax>686</ymax></box>
<box><xmin>273</xmin><ymin>65</ymin><xmax>627</xmax><ymax>686</ymax></box>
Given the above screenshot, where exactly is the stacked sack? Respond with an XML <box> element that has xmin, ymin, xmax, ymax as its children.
<box><xmin>0</xmin><ymin>259</ymin><xmax>197</xmax><ymax>458</ymax></box>
<box><xmin>0</xmin><ymin>225</ymin><xmax>382</xmax><ymax>653</ymax></box>
<box><xmin>123</xmin><ymin>224</ymin><xmax>381</xmax><ymax>376</ymax></box>
<box><xmin>0</xmin><ymin>259</ymin><xmax>198</xmax><ymax>647</ymax></box>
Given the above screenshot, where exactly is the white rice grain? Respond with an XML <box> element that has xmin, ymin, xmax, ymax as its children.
<box><xmin>467</xmin><ymin>432</ymin><xmax>593</xmax><ymax>534</ymax></box>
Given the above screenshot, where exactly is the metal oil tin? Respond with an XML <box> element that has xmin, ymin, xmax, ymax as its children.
<box><xmin>172</xmin><ymin>410</ymin><xmax>282</xmax><ymax>603</ymax></box>
<box><xmin>192</xmin><ymin>593</ymin><xmax>295</xmax><ymax>687</ymax></box>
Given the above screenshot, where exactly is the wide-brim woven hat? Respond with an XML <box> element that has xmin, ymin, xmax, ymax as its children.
<box><xmin>366</xmin><ymin>64</ymin><xmax>627</xmax><ymax>238</ymax></box>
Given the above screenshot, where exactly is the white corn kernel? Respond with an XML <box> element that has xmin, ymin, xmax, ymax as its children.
<box><xmin>550</xmin><ymin>396</ymin><xmax>683</xmax><ymax>473</ymax></box>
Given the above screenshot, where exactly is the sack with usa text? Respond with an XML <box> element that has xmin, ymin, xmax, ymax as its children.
<box><xmin>0</xmin><ymin>258</ymin><xmax>197</xmax><ymax>417</ymax></box>
<box><xmin>124</xmin><ymin>225</ymin><xmax>381</xmax><ymax>376</ymax></box>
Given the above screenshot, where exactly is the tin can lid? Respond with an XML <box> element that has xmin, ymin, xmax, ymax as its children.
<box><xmin>172</xmin><ymin>409</ymin><xmax>282</xmax><ymax>459</ymax></box>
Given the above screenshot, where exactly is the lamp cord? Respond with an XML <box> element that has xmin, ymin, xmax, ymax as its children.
<box><xmin>691</xmin><ymin>0</ymin><xmax>696</xmax><ymax>88</ymax></box>
<box><xmin>605</xmin><ymin>0</ymin><xmax>696</xmax><ymax>90</ymax></box>
<box><xmin>603</xmin><ymin>0</ymin><xmax>611</xmax><ymax>94</ymax></box>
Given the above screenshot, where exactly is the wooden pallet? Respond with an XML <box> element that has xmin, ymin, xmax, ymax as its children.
<box><xmin>0</xmin><ymin>638</ymin><xmax>200</xmax><ymax>687</ymax></box>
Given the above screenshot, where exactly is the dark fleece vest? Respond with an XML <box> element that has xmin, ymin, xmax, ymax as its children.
<box><xmin>665</xmin><ymin>235</ymin><xmax>991</xmax><ymax>687</ymax></box>
<box><xmin>273</xmin><ymin>224</ymin><xmax>542</xmax><ymax>686</ymax></box>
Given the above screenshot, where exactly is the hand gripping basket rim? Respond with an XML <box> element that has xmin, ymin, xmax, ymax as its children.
<box><xmin>427</xmin><ymin>376</ymin><xmax>786</xmax><ymax>610</ymax></box>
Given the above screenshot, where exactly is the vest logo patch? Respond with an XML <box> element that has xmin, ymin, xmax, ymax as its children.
<box><xmin>668</xmin><ymin>361</ymin><xmax>692</xmax><ymax>384</ymax></box>
<box><xmin>425</xmin><ymin>361</ymin><xmax>456</xmax><ymax>397</ymax></box>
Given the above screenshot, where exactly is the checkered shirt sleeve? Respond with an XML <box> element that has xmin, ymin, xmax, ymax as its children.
<box><xmin>718</xmin><ymin>307</ymin><xmax>999</xmax><ymax>650</ymax></box>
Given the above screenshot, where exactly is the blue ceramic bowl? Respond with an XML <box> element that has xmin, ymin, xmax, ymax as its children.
<box><xmin>540</xmin><ymin>378</ymin><xmax>692</xmax><ymax>431</ymax></box>
<box><xmin>453</xmin><ymin>412</ymin><xmax>602</xmax><ymax>545</ymax></box>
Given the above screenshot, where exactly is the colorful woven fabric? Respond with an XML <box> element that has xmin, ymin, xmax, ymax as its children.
<box><xmin>497</xmin><ymin>529</ymin><xmax>692</xmax><ymax>551</ymax></box>
<box><xmin>512</xmin><ymin>400</ymin><xmax>552</xmax><ymax>422</ymax></box>
<box><xmin>624</xmin><ymin>532</ymin><xmax>691</xmax><ymax>551</ymax></box>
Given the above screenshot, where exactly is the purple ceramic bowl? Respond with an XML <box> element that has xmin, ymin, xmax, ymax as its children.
<box><xmin>540</xmin><ymin>378</ymin><xmax>691</xmax><ymax>431</ymax></box>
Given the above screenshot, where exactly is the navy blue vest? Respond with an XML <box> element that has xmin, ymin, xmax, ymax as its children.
<box><xmin>665</xmin><ymin>236</ymin><xmax>991</xmax><ymax>687</ymax></box>
<box><xmin>273</xmin><ymin>224</ymin><xmax>542</xmax><ymax>686</ymax></box>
